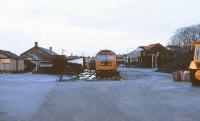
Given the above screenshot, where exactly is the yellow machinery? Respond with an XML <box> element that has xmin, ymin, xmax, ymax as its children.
<box><xmin>95</xmin><ymin>50</ymin><xmax>121</xmax><ymax>80</ymax></box>
<box><xmin>189</xmin><ymin>42</ymin><xmax>200</xmax><ymax>85</ymax></box>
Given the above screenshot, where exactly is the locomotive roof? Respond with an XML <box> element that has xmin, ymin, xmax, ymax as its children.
<box><xmin>97</xmin><ymin>50</ymin><xmax>116</xmax><ymax>55</ymax></box>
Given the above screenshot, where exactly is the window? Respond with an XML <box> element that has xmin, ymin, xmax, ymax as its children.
<box><xmin>97</xmin><ymin>55</ymin><xmax>106</xmax><ymax>60</ymax></box>
<box><xmin>97</xmin><ymin>55</ymin><xmax>115</xmax><ymax>60</ymax></box>
<box><xmin>1</xmin><ymin>59</ymin><xmax>11</xmax><ymax>64</ymax></box>
<box><xmin>196</xmin><ymin>47</ymin><xmax>200</xmax><ymax>61</ymax></box>
<box><xmin>107</xmin><ymin>55</ymin><xmax>115</xmax><ymax>60</ymax></box>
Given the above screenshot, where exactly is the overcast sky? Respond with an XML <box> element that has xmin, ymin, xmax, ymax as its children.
<box><xmin>0</xmin><ymin>0</ymin><xmax>199</xmax><ymax>56</ymax></box>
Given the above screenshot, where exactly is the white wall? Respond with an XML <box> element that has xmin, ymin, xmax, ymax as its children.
<box><xmin>69</xmin><ymin>58</ymin><xmax>84</xmax><ymax>65</ymax></box>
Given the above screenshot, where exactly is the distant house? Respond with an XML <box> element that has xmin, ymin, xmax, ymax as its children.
<box><xmin>0</xmin><ymin>50</ymin><xmax>24</xmax><ymax>73</ymax></box>
<box><xmin>126</xmin><ymin>46</ymin><xmax>145</xmax><ymax>64</ymax></box>
<box><xmin>126</xmin><ymin>43</ymin><xmax>170</xmax><ymax>68</ymax></box>
<box><xmin>117</xmin><ymin>55</ymin><xmax>125</xmax><ymax>65</ymax></box>
<box><xmin>67</xmin><ymin>56</ymin><xmax>85</xmax><ymax>66</ymax></box>
<box><xmin>141</xmin><ymin>43</ymin><xmax>170</xmax><ymax>68</ymax></box>
<box><xmin>21</xmin><ymin>42</ymin><xmax>59</xmax><ymax>73</ymax></box>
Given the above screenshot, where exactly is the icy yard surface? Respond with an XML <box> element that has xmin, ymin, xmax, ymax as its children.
<box><xmin>1</xmin><ymin>68</ymin><xmax>200</xmax><ymax>121</ymax></box>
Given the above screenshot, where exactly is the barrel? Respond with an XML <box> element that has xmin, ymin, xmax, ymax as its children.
<box><xmin>173</xmin><ymin>71</ymin><xmax>180</xmax><ymax>81</ymax></box>
<box><xmin>183</xmin><ymin>71</ymin><xmax>190</xmax><ymax>82</ymax></box>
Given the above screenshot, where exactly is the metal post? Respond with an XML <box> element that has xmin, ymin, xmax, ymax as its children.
<box><xmin>61</xmin><ymin>49</ymin><xmax>65</xmax><ymax>55</ymax></box>
<box><xmin>152</xmin><ymin>55</ymin><xmax>154</xmax><ymax>68</ymax></box>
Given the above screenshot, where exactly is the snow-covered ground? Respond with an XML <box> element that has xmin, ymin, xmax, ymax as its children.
<box><xmin>0</xmin><ymin>73</ymin><xmax>58</xmax><ymax>121</ymax></box>
<box><xmin>1</xmin><ymin>68</ymin><xmax>200</xmax><ymax>121</ymax></box>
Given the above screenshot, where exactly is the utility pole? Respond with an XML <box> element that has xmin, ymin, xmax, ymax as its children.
<box><xmin>80</xmin><ymin>52</ymin><xmax>84</xmax><ymax>57</ymax></box>
<box><xmin>61</xmin><ymin>49</ymin><xmax>65</xmax><ymax>55</ymax></box>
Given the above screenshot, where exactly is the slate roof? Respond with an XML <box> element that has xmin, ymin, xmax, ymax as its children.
<box><xmin>39</xmin><ymin>47</ymin><xmax>58</xmax><ymax>55</ymax></box>
<box><xmin>26</xmin><ymin>53</ymin><xmax>41</xmax><ymax>60</ymax></box>
<box><xmin>21</xmin><ymin>45</ymin><xmax>59</xmax><ymax>61</ymax></box>
<box><xmin>0</xmin><ymin>50</ymin><xmax>20</xmax><ymax>59</ymax></box>
<box><xmin>128</xmin><ymin>47</ymin><xmax>143</xmax><ymax>59</ymax></box>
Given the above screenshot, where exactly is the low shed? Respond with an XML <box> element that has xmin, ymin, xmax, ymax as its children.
<box><xmin>0</xmin><ymin>50</ymin><xmax>24</xmax><ymax>73</ymax></box>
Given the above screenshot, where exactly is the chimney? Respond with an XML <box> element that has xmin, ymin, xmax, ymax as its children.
<box><xmin>49</xmin><ymin>47</ymin><xmax>52</xmax><ymax>51</ymax></box>
<box><xmin>35</xmin><ymin>42</ymin><xmax>38</xmax><ymax>47</ymax></box>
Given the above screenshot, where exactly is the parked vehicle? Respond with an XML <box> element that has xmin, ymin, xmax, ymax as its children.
<box><xmin>173</xmin><ymin>42</ymin><xmax>200</xmax><ymax>85</ymax></box>
<box><xmin>95</xmin><ymin>50</ymin><xmax>121</xmax><ymax>80</ymax></box>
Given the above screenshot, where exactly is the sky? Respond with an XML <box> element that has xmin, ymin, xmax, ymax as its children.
<box><xmin>0</xmin><ymin>0</ymin><xmax>199</xmax><ymax>56</ymax></box>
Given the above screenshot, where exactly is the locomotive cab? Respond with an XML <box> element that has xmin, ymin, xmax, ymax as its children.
<box><xmin>95</xmin><ymin>50</ymin><xmax>120</xmax><ymax>80</ymax></box>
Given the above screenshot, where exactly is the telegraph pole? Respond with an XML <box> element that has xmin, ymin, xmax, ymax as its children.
<box><xmin>61</xmin><ymin>49</ymin><xmax>65</xmax><ymax>55</ymax></box>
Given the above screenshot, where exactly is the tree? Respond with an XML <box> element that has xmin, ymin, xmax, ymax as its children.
<box><xmin>159</xmin><ymin>24</ymin><xmax>200</xmax><ymax>73</ymax></box>
<box><xmin>169</xmin><ymin>24</ymin><xmax>200</xmax><ymax>47</ymax></box>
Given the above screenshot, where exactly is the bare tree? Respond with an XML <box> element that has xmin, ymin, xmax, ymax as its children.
<box><xmin>159</xmin><ymin>24</ymin><xmax>200</xmax><ymax>73</ymax></box>
<box><xmin>169</xmin><ymin>24</ymin><xmax>200</xmax><ymax>47</ymax></box>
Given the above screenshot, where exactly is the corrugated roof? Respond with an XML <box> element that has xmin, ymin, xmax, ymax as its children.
<box><xmin>0</xmin><ymin>50</ymin><xmax>20</xmax><ymax>59</ymax></box>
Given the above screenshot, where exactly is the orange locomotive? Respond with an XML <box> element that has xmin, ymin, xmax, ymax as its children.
<box><xmin>95</xmin><ymin>50</ymin><xmax>121</xmax><ymax>80</ymax></box>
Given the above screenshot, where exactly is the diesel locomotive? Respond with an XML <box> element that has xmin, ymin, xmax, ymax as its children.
<box><xmin>95</xmin><ymin>50</ymin><xmax>121</xmax><ymax>80</ymax></box>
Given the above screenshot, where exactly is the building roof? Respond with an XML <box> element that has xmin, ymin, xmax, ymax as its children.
<box><xmin>144</xmin><ymin>43</ymin><xmax>168</xmax><ymax>51</ymax></box>
<box><xmin>21</xmin><ymin>42</ymin><xmax>58</xmax><ymax>61</ymax></box>
<box><xmin>128</xmin><ymin>47</ymin><xmax>143</xmax><ymax>59</ymax></box>
<box><xmin>39</xmin><ymin>47</ymin><xmax>58</xmax><ymax>55</ymax></box>
<box><xmin>138</xmin><ymin>46</ymin><xmax>146</xmax><ymax>49</ymax></box>
<box><xmin>97</xmin><ymin>50</ymin><xmax>116</xmax><ymax>55</ymax></box>
<box><xmin>67</xmin><ymin>56</ymin><xmax>80</xmax><ymax>60</ymax></box>
<box><xmin>21</xmin><ymin>42</ymin><xmax>58</xmax><ymax>56</ymax></box>
<box><xmin>144</xmin><ymin>43</ymin><xmax>159</xmax><ymax>51</ymax></box>
<box><xmin>0</xmin><ymin>50</ymin><xmax>20</xmax><ymax>59</ymax></box>
<box><xmin>143</xmin><ymin>43</ymin><xmax>169</xmax><ymax>55</ymax></box>
<box><xmin>26</xmin><ymin>53</ymin><xmax>41</xmax><ymax>60</ymax></box>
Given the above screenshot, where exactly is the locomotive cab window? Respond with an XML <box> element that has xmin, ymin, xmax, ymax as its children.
<box><xmin>195</xmin><ymin>46</ymin><xmax>200</xmax><ymax>61</ymax></box>
<box><xmin>1</xmin><ymin>59</ymin><xmax>11</xmax><ymax>64</ymax></box>
<box><xmin>97</xmin><ymin>55</ymin><xmax>106</xmax><ymax>60</ymax></box>
<box><xmin>107</xmin><ymin>55</ymin><xmax>114</xmax><ymax>60</ymax></box>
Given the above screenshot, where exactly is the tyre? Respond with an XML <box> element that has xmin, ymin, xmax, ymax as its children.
<box><xmin>190</xmin><ymin>69</ymin><xmax>200</xmax><ymax>86</ymax></box>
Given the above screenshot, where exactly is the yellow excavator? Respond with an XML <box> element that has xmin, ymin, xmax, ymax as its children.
<box><xmin>189</xmin><ymin>42</ymin><xmax>200</xmax><ymax>85</ymax></box>
<box><xmin>173</xmin><ymin>42</ymin><xmax>200</xmax><ymax>85</ymax></box>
